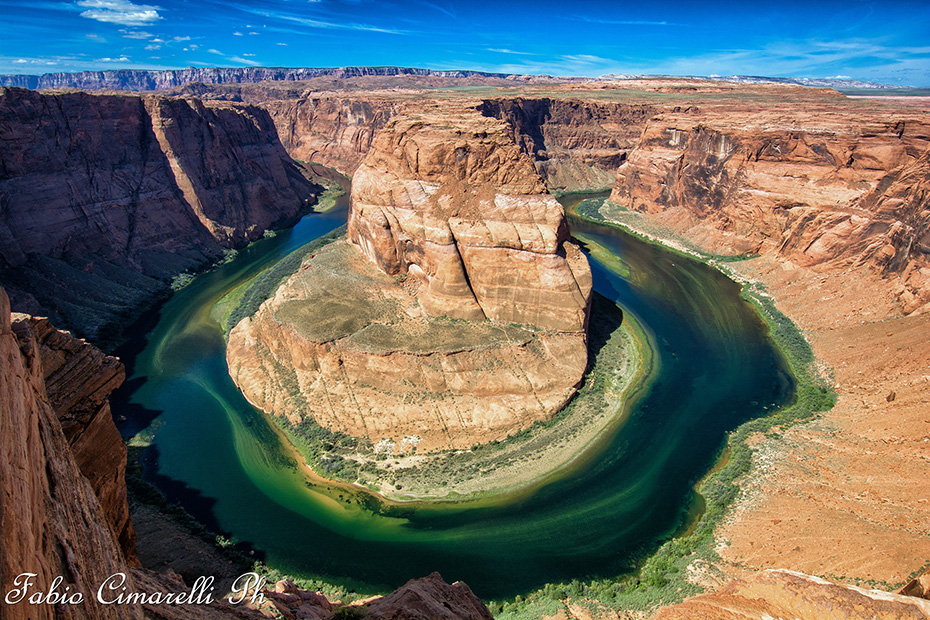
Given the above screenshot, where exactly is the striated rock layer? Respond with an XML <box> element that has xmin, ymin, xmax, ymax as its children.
<box><xmin>228</xmin><ymin>104</ymin><xmax>592</xmax><ymax>453</ymax></box>
<box><xmin>12</xmin><ymin>315</ymin><xmax>137</xmax><ymax>563</ymax></box>
<box><xmin>0</xmin><ymin>87</ymin><xmax>321</xmax><ymax>342</ymax></box>
<box><xmin>349</xmin><ymin>103</ymin><xmax>592</xmax><ymax>331</ymax></box>
<box><xmin>0</xmin><ymin>287</ymin><xmax>142</xmax><ymax>620</ymax></box>
<box><xmin>610</xmin><ymin>103</ymin><xmax>930</xmax><ymax>313</ymax></box>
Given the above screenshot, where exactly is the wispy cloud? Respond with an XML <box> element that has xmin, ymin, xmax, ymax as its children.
<box><xmin>229</xmin><ymin>55</ymin><xmax>259</xmax><ymax>66</ymax></box>
<box><xmin>275</xmin><ymin>13</ymin><xmax>408</xmax><ymax>34</ymax></box>
<box><xmin>95</xmin><ymin>55</ymin><xmax>131</xmax><ymax>62</ymax></box>
<box><xmin>77</xmin><ymin>0</ymin><xmax>162</xmax><ymax>26</ymax></box>
<box><xmin>119</xmin><ymin>28</ymin><xmax>153</xmax><ymax>39</ymax></box>
<box><xmin>233</xmin><ymin>31</ymin><xmax>244</xmax><ymax>36</ymax></box>
<box><xmin>487</xmin><ymin>48</ymin><xmax>534</xmax><ymax>56</ymax></box>
<box><xmin>421</xmin><ymin>1</ymin><xmax>455</xmax><ymax>18</ymax></box>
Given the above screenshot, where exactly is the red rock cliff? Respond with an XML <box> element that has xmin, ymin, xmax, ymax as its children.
<box><xmin>610</xmin><ymin>105</ymin><xmax>930</xmax><ymax>313</ymax></box>
<box><xmin>0</xmin><ymin>87</ymin><xmax>321</xmax><ymax>342</ymax></box>
<box><xmin>0</xmin><ymin>287</ymin><xmax>142</xmax><ymax>620</ymax></box>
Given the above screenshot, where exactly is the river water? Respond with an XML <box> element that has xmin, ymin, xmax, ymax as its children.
<box><xmin>112</xmin><ymin>191</ymin><xmax>792</xmax><ymax>599</ymax></box>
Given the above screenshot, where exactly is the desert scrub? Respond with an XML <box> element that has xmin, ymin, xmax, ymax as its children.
<box><xmin>221</xmin><ymin>225</ymin><xmax>347</xmax><ymax>333</ymax></box>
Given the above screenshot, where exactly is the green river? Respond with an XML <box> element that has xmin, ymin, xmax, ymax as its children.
<box><xmin>112</xmin><ymin>190</ymin><xmax>792</xmax><ymax>599</ymax></box>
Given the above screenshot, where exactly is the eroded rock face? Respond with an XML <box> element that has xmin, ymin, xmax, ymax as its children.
<box><xmin>654</xmin><ymin>569</ymin><xmax>930</xmax><ymax>619</ymax></box>
<box><xmin>478</xmin><ymin>97</ymin><xmax>657</xmax><ymax>191</ymax></box>
<box><xmin>228</xmin><ymin>104</ymin><xmax>592</xmax><ymax>453</ymax></box>
<box><xmin>0</xmin><ymin>288</ymin><xmax>142</xmax><ymax>620</ymax></box>
<box><xmin>13</xmin><ymin>315</ymin><xmax>137</xmax><ymax>562</ymax></box>
<box><xmin>0</xmin><ymin>87</ymin><xmax>320</xmax><ymax>341</ymax></box>
<box><xmin>610</xmin><ymin>107</ymin><xmax>930</xmax><ymax>313</ymax></box>
<box><xmin>227</xmin><ymin>241</ymin><xmax>588</xmax><ymax>453</ymax></box>
<box><xmin>364</xmin><ymin>572</ymin><xmax>493</xmax><ymax>620</ymax></box>
<box><xmin>349</xmin><ymin>104</ymin><xmax>592</xmax><ymax>332</ymax></box>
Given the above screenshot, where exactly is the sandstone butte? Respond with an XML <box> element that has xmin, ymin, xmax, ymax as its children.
<box><xmin>3</xmin><ymin>74</ymin><xmax>930</xmax><ymax>619</ymax></box>
<box><xmin>227</xmin><ymin>101</ymin><xmax>593</xmax><ymax>454</ymax></box>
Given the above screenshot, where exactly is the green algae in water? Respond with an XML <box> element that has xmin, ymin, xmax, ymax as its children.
<box><xmin>114</xmin><ymin>191</ymin><xmax>793</xmax><ymax>599</ymax></box>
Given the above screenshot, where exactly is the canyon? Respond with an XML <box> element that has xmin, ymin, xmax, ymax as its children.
<box><xmin>1</xmin><ymin>72</ymin><xmax>930</xmax><ymax>618</ymax></box>
<box><xmin>0</xmin><ymin>86</ymin><xmax>322</xmax><ymax>346</ymax></box>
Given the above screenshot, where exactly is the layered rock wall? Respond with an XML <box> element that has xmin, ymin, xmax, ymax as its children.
<box><xmin>478</xmin><ymin>97</ymin><xmax>657</xmax><ymax>190</ymax></box>
<box><xmin>0</xmin><ymin>288</ymin><xmax>142</xmax><ymax>620</ymax></box>
<box><xmin>349</xmin><ymin>105</ymin><xmax>592</xmax><ymax>332</ymax></box>
<box><xmin>0</xmin><ymin>87</ymin><xmax>320</xmax><ymax>341</ymax></box>
<box><xmin>610</xmin><ymin>109</ymin><xmax>930</xmax><ymax>312</ymax></box>
<box><xmin>262</xmin><ymin>96</ymin><xmax>399</xmax><ymax>173</ymax></box>
<box><xmin>228</xmin><ymin>104</ymin><xmax>592</xmax><ymax>454</ymax></box>
<box><xmin>15</xmin><ymin>316</ymin><xmax>137</xmax><ymax>562</ymax></box>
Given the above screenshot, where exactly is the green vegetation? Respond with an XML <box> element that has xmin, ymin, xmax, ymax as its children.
<box><xmin>216</xmin><ymin>224</ymin><xmax>347</xmax><ymax>334</ymax></box>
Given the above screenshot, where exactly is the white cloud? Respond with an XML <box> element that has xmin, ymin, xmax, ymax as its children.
<box><xmin>242</xmin><ymin>53</ymin><xmax>256</xmax><ymax>57</ymax></box>
<box><xmin>13</xmin><ymin>59</ymin><xmax>28</xmax><ymax>64</ymax></box>
<box><xmin>173</xmin><ymin>36</ymin><xmax>191</xmax><ymax>41</ymax></box>
<box><xmin>144</xmin><ymin>43</ymin><xmax>160</xmax><ymax>50</ymax></box>
<box><xmin>487</xmin><ymin>48</ymin><xmax>534</xmax><ymax>56</ymax></box>
<box><xmin>233</xmin><ymin>31</ymin><xmax>244</xmax><ymax>36</ymax></box>
<box><xmin>248</xmin><ymin>31</ymin><xmax>259</xmax><ymax>35</ymax></box>
<box><xmin>95</xmin><ymin>55</ymin><xmax>131</xmax><ymax>62</ymax></box>
<box><xmin>208</xmin><ymin>48</ymin><xmax>223</xmax><ymax>55</ymax></box>
<box><xmin>78</xmin><ymin>0</ymin><xmax>162</xmax><ymax>26</ymax></box>
<box><xmin>86</xmin><ymin>33</ymin><xmax>104</xmax><ymax>40</ymax></box>
<box><xmin>119</xmin><ymin>29</ymin><xmax>153</xmax><ymax>39</ymax></box>
<box><xmin>229</xmin><ymin>55</ymin><xmax>260</xmax><ymax>66</ymax></box>
<box><xmin>276</xmin><ymin>42</ymin><xmax>287</xmax><ymax>46</ymax></box>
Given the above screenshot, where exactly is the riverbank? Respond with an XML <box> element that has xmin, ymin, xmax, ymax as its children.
<box><xmin>506</xmin><ymin>196</ymin><xmax>930</xmax><ymax>618</ymax></box>
<box><xmin>215</xmin><ymin>229</ymin><xmax>655</xmax><ymax>503</ymax></box>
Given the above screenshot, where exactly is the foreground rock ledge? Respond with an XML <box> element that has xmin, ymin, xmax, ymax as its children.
<box><xmin>227</xmin><ymin>104</ymin><xmax>593</xmax><ymax>454</ymax></box>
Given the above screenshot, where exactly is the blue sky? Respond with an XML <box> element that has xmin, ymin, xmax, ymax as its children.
<box><xmin>1</xmin><ymin>0</ymin><xmax>928</xmax><ymax>85</ymax></box>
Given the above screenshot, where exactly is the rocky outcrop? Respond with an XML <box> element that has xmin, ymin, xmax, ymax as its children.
<box><xmin>653</xmin><ymin>569</ymin><xmax>930</xmax><ymax>619</ymax></box>
<box><xmin>0</xmin><ymin>87</ymin><xmax>320</xmax><ymax>342</ymax></box>
<box><xmin>14</xmin><ymin>315</ymin><xmax>136</xmax><ymax>562</ymax></box>
<box><xmin>0</xmin><ymin>287</ymin><xmax>142</xmax><ymax>620</ymax></box>
<box><xmin>610</xmin><ymin>106</ymin><xmax>930</xmax><ymax>313</ymax></box>
<box><xmin>479</xmin><ymin>97</ymin><xmax>657</xmax><ymax>190</ymax></box>
<box><xmin>227</xmin><ymin>241</ymin><xmax>588</xmax><ymax>453</ymax></box>
<box><xmin>228</xmin><ymin>104</ymin><xmax>592</xmax><ymax>453</ymax></box>
<box><xmin>350</xmin><ymin>104</ymin><xmax>592</xmax><ymax>331</ymax></box>
<box><xmin>364</xmin><ymin>572</ymin><xmax>493</xmax><ymax>620</ymax></box>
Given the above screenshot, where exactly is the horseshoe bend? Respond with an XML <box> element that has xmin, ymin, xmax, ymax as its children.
<box><xmin>1</xmin><ymin>69</ymin><xmax>930</xmax><ymax>620</ymax></box>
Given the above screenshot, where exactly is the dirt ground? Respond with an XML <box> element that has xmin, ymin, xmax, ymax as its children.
<box><xmin>716</xmin><ymin>255</ymin><xmax>930</xmax><ymax>588</ymax></box>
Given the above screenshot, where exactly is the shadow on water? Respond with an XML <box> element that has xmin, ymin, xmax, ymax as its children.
<box><xmin>112</xmin><ymin>188</ymin><xmax>794</xmax><ymax>599</ymax></box>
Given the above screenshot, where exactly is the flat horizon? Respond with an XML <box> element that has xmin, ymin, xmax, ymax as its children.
<box><xmin>1</xmin><ymin>0</ymin><xmax>928</xmax><ymax>86</ymax></box>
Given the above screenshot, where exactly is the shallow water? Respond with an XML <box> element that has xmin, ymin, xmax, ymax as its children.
<box><xmin>113</xmin><ymin>191</ymin><xmax>792</xmax><ymax>599</ymax></box>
